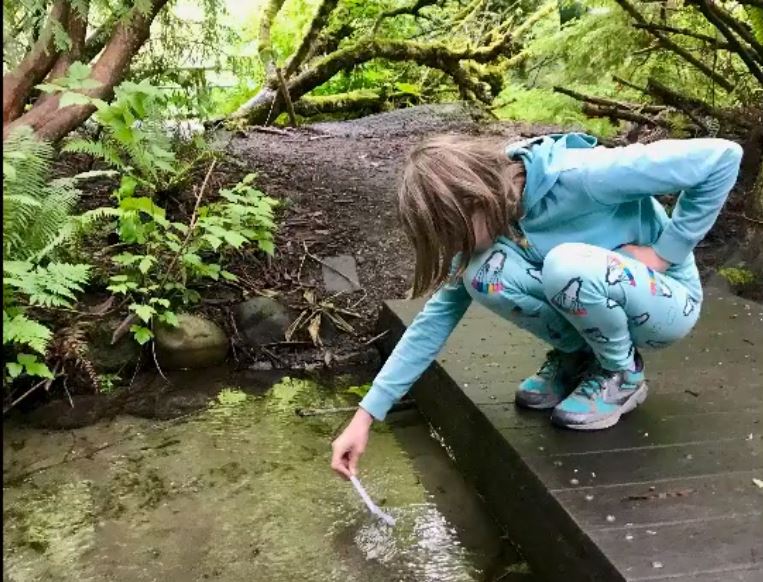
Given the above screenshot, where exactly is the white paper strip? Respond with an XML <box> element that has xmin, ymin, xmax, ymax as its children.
<box><xmin>349</xmin><ymin>475</ymin><xmax>396</xmax><ymax>526</ymax></box>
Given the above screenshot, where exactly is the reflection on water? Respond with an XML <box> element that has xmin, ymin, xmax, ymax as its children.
<box><xmin>3</xmin><ymin>372</ymin><xmax>531</xmax><ymax>582</ymax></box>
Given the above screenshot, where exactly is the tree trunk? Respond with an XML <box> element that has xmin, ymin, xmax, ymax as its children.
<box><xmin>3</xmin><ymin>0</ymin><xmax>170</xmax><ymax>143</ymax></box>
<box><xmin>2</xmin><ymin>1</ymin><xmax>70</xmax><ymax>125</ymax></box>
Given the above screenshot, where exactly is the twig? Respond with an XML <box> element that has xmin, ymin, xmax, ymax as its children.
<box><xmin>151</xmin><ymin>340</ymin><xmax>171</xmax><ymax>384</ymax></box>
<box><xmin>612</xmin><ymin>75</ymin><xmax>648</xmax><ymax>93</ymax></box>
<box><xmin>633</xmin><ymin>23</ymin><xmax>731</xmax><ymax>49</ymax></box>
<box><xmin>727</xmin><ymin>211</ymin><xmax>763</xmax><ymax>225</ymax></box>
<box><xmin>252</xmin><ymin>125</ymin><xmax>290</xmax><ymax>135</ymax></box>
<box><xmin>161</xmin><ymin>159</ymin><xmax>218</xmax><ymax>286</ymax></box>
<box><xmin>295</xmin><ymin>400</ymin><xmax>416</xmax><ymax>417</ymax></box>
<box><xmin>3</xmin><ymin>365</ymin><xmax>61</xmax><ymax>415</ymax></box>
<box><xmin>228</xmin><ymin>311</ymin><xmax>241</xmax><ymax>364</ymax></box>
<box><xmin>261</xmin><ymin>346</ymin><xmax>287</xmax><ymax>366</ymax></box>
<box><xmin>363</xmin><ymin>330</ymin><xmax>389</xmax><ymax>346</ymax></box>
<box><xmin>63</xmin><ymin>378</ymin><xmax>74</xmax><ymax>408</ymax></box>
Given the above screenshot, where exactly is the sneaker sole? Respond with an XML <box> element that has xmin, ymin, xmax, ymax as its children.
<box><xmin>553</xmin><ymin>383</ymin><xmax>649</xmax><ymax>431</ymax></box>
<box><xmin>516</xmin><ymin>397</ymin><xmax>561</xmax><ymax>410</ymax></box>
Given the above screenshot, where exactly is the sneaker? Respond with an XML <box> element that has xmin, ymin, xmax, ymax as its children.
<box><xmin>516</xmin><ymin>349</ymin><xmax>594</xmax><ymax>410</ymax></box>
<box><xmin>551</xmin><ymin>352</ymin><xmax>648</xmax><ymax>430</ymax></box>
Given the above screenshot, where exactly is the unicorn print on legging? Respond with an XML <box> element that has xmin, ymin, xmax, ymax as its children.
<box><xmin>471</xmin><ymin>250</ymin><xmax>506</xmax><ymax>294</ymax></box>
<box><xmin>551</xmin><ymin>277</ymin><xmax>587</xmax><ymax>316</ymax></box>
<box><xmin>606</xmin><ymin>255</ymin><xmax>636</xmax><ymax>286</ymax></box>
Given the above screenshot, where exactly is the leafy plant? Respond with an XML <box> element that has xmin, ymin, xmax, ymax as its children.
<box><xmin>59</xmin><ymin>76</ymin><xmax>181</xmax><ymax>188</ymax></box>
<box><xmin>107</xmin><ymin>171</ymin><xmax>278</xmax><ymax>344</ymax></box>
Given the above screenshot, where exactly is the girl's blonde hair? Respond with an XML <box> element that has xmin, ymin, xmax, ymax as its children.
<box><xmin>398</xmin><ymin>134</ymin><xmax>526</xmax><ymax>297</ymax></box>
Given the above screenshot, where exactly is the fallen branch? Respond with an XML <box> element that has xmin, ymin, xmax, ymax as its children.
<box><xmin>554</xmin><ymin>86</ymin><xmax>667</xmax><ymax>114</ymax></box>
<box><xmin>645</xmin><ymin>77</ymin><xmax>753</xmax><ymax>131</ymax></box>
<box><xmin>582</xmin><ymin>103</ymin><xmax>672</xmax><ymax>127</ymax></box>
<box><xmin>284</xmin><ymin>0</ymin><xmax>342</xmax><ymax>78</ymax></box>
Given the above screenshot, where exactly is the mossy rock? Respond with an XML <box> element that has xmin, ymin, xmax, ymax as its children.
<box><xmin>155</xmin><ymin>314</ymin><xmax>229</xmax><ymax>370</ymax></box>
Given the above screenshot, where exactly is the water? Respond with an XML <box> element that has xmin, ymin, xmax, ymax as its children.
<box><xmin>3</xmin><ymin>371</ymin><xmax>532</xmax><ymax>582</ymax></box>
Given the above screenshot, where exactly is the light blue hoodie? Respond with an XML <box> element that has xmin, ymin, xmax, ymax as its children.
<box><xmin>360</xmin><ymin>133</ymin><xmax>744</xmax><ymax>421</ymax></box>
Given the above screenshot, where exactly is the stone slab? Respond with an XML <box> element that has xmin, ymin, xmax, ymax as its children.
<box><xmin>321</xmin><ymin>254</ymin><xmax>361</xmax><ymax>292</ymax></box>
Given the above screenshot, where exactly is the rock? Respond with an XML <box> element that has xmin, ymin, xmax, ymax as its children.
<box><xmin>234</xmin><ymin>297</ymin><xmax>291</xmax><ymax>346</ymax></box>
<box><xmin>155</xmin><ymin>314</ymin><xmax>228</xmax><ymax>370</ymax></box>
<box><xmin>26</xmin><ymin>395</ymin><xmax>109</xmax><ymax>429</ymax></box>
<box><xmin>321</xmin><ymin>255</ymin><xmax>361</xmax><ymax>292</ymax></box>
<box><xmin>87</xmin><ymin>317</ymin><xmax>142</xmax><ymax>374</ymax></box>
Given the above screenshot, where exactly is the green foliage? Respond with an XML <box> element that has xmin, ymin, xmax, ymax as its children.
<box><xmin>106</xmin><ymin>172</ymin><xmax>278</xmax><ymax>345</ymax></box>
<box><xmin>493</xmin><ymin>84</ymin><xmax>618</xmax><ymax>137</ymax></box>
<box><xmin>2</xmin><ymin>127</ymin><xmax>96</xmax><ymax>383</ymax></box>
<box><xmin>61</xmin><ymin>79</ymin><xmax>180</xmax><ymax>188</ymax></box>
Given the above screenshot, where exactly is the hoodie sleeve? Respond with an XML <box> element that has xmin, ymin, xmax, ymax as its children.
<box><xmin>359</xmin><ymin>278</ymin><xmax>472</xmax><ymax>421</ymax></box>
<box><xmin>558</xmin><ymin>138</ymin><xmax>743</xmax><ymax>265</ymax></box>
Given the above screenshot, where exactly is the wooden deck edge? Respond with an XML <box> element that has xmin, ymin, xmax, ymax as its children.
<box><xmin>376</xmin><ymin>302</ymin><xmax>625</xmax><ymax>582</ymax></box>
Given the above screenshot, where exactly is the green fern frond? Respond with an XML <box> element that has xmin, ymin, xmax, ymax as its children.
<box><xmin>2</xmin><ymin>311</ymin><xmax>52</xmax><ymax>355</ymax></box>
<box><xmin>61</xmin><ymin>138</ymin><xmax>126</xmax><ymax>169</ymax></box>
<box><xmin>4</xmin><ymin>261</ymin><xmax>90</xmax><ymax>308</ymax></box>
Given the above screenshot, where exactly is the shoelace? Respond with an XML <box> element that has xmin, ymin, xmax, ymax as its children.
<box><xmin>576</xmin><ymin>368</ymin><xmax>611</xmax><ymax>400</ymax></box>
<box><xmin>537</xmin><ymin>352</ymin><xmax>561</xmax><ymax>378</ymax></box>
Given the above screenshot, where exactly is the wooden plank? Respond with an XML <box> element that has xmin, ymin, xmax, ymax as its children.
<box><xmin>521</xmin><ymin>438</ymin><xmax>763</xmax><ymax>490</ymax></box>
<box><xmin>554</xmin><ymin>471</ymin><xmax>763</xmax><ymax>529</ymax></box>
<box><xmin>589</xmin><ymin>514</ymin><xmax>763</xmax><ymax>580</ymax></box>
<box><xmin>484</xmin><ymin>409</ymin><xmax>761</xmax><ymax>455</ymax></box>
<box><xmin>644</xmin><ymin>566</ymin><xmax>763</xmax><ymax>581</ymax></box>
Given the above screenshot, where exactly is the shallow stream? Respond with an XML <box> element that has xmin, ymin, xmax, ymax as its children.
<box><xmin>3</xmin><ymin>371</ymin><xmax>533</xmax><ymax>582</ymax></box>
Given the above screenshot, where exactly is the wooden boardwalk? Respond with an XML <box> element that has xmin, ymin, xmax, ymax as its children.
<box><xmin>378</xmin><ymin>286</ymin><xmax>763</xmax><ymax>581</ymax></box>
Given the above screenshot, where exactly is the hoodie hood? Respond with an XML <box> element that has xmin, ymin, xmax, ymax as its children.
<box><xmin>506</xmin><ymin>133</ymin><xmax>598</xmax><ymax>215</ymax></box>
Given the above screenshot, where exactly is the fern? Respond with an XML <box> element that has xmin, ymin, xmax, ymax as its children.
<box><xmin>4</xmin><ymin>261</ymin><xmax>90</xmax><ymax>308</ymax></box>
<box><xmin>2</xmin><ymin>127</ymin><xmax>100</xmax><ymax>383</ymax></box>
<box><xmin>3</xmin><ymin>312</ymin><xmax>52</xmax><ymax>355</ymax></box>
<box><xmin>61</xmin><ymin>138</ymin><xmax>126</xmax><ymax>170</ymax></box>
<box><xmin>3</xmin><ymin>126</ymin><xmax>87</xmax><ymax>261</ymax></box>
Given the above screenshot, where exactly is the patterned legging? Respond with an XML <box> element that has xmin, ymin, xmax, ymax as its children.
<box><xmin>469</xmin><ymin>241</ymin><xmax>702</xmax><ymax>371</ymax></box>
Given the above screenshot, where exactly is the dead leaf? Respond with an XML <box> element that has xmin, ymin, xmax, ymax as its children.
<box><xmin>308</xmin><ymin>314</ymin><xmax>323</xmax><ymax>347</ymax></box>
<box><xmin>88</xmin><ymin>296</ymin><xmax>115</xmax><ymax>315</ymax></box>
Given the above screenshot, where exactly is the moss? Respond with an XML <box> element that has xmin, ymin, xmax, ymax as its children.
<box><xmin>718</xmin><ymin>266</ymin><xmax>757</xmax><ymax>288</ymax></box>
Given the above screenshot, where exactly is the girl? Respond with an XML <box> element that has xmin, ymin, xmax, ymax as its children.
<box><xmin>331</xmin><ymin>132</ymin><xmax>743</xmax><ymax>479</ymax></box>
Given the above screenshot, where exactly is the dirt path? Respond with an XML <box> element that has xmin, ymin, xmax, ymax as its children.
<box><xmin>217</xmin><ymin>105</ymin><xmax>555</xmax><ymax>360</ymax></box>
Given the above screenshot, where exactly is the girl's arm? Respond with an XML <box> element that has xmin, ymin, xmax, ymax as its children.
<box><xmin>558</xmin><ymin>138</ymin><xmax>743</xmax><ymax>265</ymax></box>
<box><xmin>359</xmin><ymin>278</ymin><xmax>472</xmax><ymax>420</ymax></box>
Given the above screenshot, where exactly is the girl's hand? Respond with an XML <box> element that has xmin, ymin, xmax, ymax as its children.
<box><xmin>620</xmin><ymin>245</ymin><xmax>670</xmax><ymax>273</ymax></box>
<box><xmin>331</xmin><ymin>408</ymin><xmax>374</xmax><ymax>479</ymax></box>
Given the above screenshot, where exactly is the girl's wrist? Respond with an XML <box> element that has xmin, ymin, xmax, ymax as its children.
<box><xmin>354</xmin><ymin>407</ymin><xmax>374</xmax><ymax>427</ymax></box>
